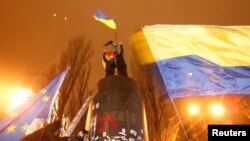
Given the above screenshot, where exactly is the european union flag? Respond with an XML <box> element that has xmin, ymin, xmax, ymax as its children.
<box><xmin>0</xmin><ymin>69</ymin><xmax>68</xmax><ymax>141</ymax></box>
<box><xmin>93</xmin><ymin>9</ymin><xmax>116</xmax><ymax>29</ymax></box>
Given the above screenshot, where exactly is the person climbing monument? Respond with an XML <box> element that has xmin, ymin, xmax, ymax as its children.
<box><xmin>114</xmin><ymin>42</ymin><xmax>128</xmax><ymax>76</ymax></box>
<box><xmin>103</xmin><ymin>49</ymin><xmax>116</xmax><ymax>77</ymax></box>
<box><xmin>82</xmin><ymin>129</ymin><xmax>89</xmax><ymax>141</ymax></box>
<box><xmin>51</xmin><ymin>106</ymin><xmax>58</xmax><ymax>122</ymax></box>
<box><xmin>77</xmin><ymin>128</ymin><xmax>90</xmax><ymax>141</ymax></box>
<box><xmin>103</xmin><ymin>40</ymin><xmax>128</xmax><ymax>77</ymax></box>
<box><xmin>54</xmin><ymin>114</ymin><xmax>69</xmax><ymax>137</ymax></box>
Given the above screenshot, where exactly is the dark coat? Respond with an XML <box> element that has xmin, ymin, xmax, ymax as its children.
<box><xmin>103</xmin><ymin>52</ymin><xmax>116</xmax><ymax>70</ymax></box>
<box><xmin>103</xmin><ymin>52</ymin><xmax>116</xmax><ymax>76</ymax></box>
<box><xmin>115</xmin><ymin>45</ymin><xmax>125</xmax><ymax>67</ymax></box>
<box><xmin>115</xmin><ymin>45</ymin><xmax>127</xmax><ymax>76</ymax></box>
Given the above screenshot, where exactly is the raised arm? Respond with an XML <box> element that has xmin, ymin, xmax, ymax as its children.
<box><xmin>103</xmin><ymin>52</ymin><xmax>108</xmax><ymax>63</ymax></box>
<box><xmin>118</xmin><ymin>42</ymin><xmax>124</xmax><ymax>55</ymax></box>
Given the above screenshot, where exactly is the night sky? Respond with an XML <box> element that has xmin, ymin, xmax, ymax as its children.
<box><xmin>1</xmin><ymin>0</ymin><xmax>250</xmax><ymax>114</ymax></box>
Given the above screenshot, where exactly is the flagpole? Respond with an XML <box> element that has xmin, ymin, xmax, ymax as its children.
<box><xmin>114</xmin><ymin>17</ymin><xmax>118</xmax><ymax>42</ymax></box>
<box><xmin>40</xmin><ymin>68</ymin><xmax>69</xmax><ymax>141</ymax></box>
<box><xmin>63</xmin><ymin>90</ymin><xmax>98</xmax><ymax>137</ymax></box>
<box><xmin>170</xmin><ymin>96</ymin><xmax>189</xmax><ymax>141</ymax></box>
<box><xmin>115</xmin><ymin>29</ymin><xmax>118</xmax><ymax>42</ymax></box>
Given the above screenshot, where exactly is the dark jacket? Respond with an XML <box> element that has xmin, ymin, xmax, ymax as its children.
<box><xmin>103</xmin><ymin>52</ymin><xmax>116</xmax><ymax>71</ymax></box>
<box><xmin>115</xmin><ymin>45</ymin><xmax>126</xmax><ymax>67</ymax></box>
<box><xmin>115</xmin><ymin>45</ymin><xmax>127</xmax><ymax>76</ymax></box>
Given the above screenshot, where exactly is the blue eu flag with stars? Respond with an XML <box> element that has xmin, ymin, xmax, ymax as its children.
<box><xmin>0</xmin><ymin>69</ymin><xmax>68</xmax><ymax>141</ymax></box>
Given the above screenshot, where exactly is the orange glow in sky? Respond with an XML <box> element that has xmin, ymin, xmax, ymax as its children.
<box><xmin>5</xmin><ymin>88</ymin><xmax>32</xmax><ymax>113</ymax></box>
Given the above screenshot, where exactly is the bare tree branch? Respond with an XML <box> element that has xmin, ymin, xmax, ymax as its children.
<box><xmin>46</xmin><ymin>35</ymin><xmax>93</xmax><ymax>124</ymax></box>
<box><xmin>130</xmin><ymin>49</ymin><xmax>178</xmax><ymax>141</ymax></box>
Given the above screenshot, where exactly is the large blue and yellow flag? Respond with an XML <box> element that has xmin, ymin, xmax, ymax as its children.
<box><xmin>93</xmin><ymin>9</ymin><xmax>116</xmax><ymax>29</ymax></box>
<box><xmin>0</xmin><ymin>69</ymin><xmax>68</xmax><ymax>141</ymax></box>
<box><xmin>130</xmin><ymin>25</ymin><xmax>250</xmax><ymax>98</ymax></box>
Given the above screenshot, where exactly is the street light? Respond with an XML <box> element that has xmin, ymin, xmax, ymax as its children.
<box><xmin>188</xmin><ymin>104</ymin><xmax>199</xmax><ymax>115</ymax></box>
<box><xmin>210</xmin><ymin>103</ymin><xmax>224</xmax><ymax>116</ymax></box>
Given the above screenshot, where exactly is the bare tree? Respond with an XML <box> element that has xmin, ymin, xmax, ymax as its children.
<box><xmin>130</xmin><ymin>50</ymin><xmax>180</xmax><ymax>141</ymax></box>
<box><xmin>46</xmin><ymin>35</ymin><xmax>93</xmax><ymax>121</ymax></box>
<box><xmin>67</xmin><ymin>63</ymin><xmax>93</xmax><ymax>134</ymax></box>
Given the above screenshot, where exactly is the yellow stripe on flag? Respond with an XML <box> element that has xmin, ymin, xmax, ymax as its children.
<box><xmin>130</xmin><ymin>25</ymin><xmax>250</xmax><ymax>66</ymax></box>
<box><xmin>94</xmin><ymin>16</ymin><xmax>116</xmax><ymax>29</ymax></box>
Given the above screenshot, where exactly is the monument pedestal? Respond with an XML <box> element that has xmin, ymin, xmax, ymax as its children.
<box><xmin>86</xmin><ymin>76</ymin><xmax>146</xmax><ymax>140</ymax></box>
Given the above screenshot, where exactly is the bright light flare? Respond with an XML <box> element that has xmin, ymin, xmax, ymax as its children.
<box><xmin>6</xmin><ymin>88</ymin><xmax>32</xmax><ymax>113</ymax></box>
<box><xmin>142</xmin><ymin>103</ymin><xmax>149</xmax><ymax>141</ymax></box>
<box><xmin>188</xmin><ymin>104</ymin><xmax>199</xmax><ymax>115</ymax></box>
<box><xmin>210</xmin><ymin>103</ymin><xmax>224</xmax><ymax>116</ymax></box>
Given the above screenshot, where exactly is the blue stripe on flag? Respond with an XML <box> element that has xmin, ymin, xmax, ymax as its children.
<box><xmin>156</xmin><ymin>55</ymin><xmax>250</xmax><ymax>98</ymax></box>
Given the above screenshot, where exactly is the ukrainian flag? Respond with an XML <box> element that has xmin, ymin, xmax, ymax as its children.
<box><xmin>130</xmin><ymin>25</ymin><xmax>250</xmax><ymax>98</ymax></box>
<box><xmin>93</xmin><ymin>9</ymin><xmax>116</xmax><ymax>29</ymax></box>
